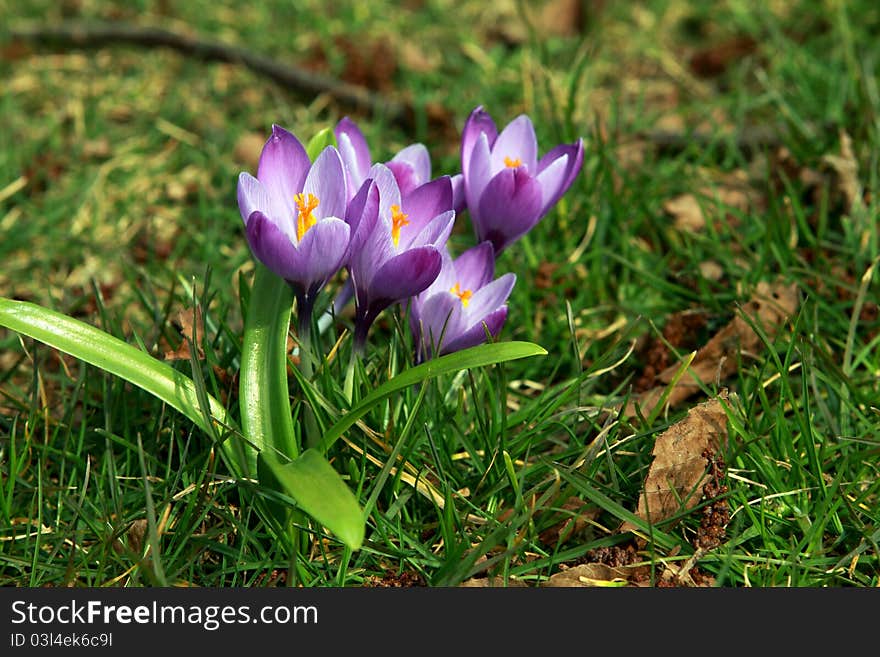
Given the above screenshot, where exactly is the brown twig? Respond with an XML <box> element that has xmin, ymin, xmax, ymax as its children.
<box><xmin>8</xmin><ymin>21</ymin><xmax>415</xmax><ymax>129</ymax></box>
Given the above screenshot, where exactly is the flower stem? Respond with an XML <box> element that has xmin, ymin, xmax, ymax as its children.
<box><xmin>294</xmin><ymin>290</ymin><xmax>321</xmax><ymax>449</ymax></box>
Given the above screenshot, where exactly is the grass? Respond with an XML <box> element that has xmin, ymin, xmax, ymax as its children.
<box><xmin>1</xmin><ymin>0</ymin><xmax>878</xmax><ymax>587</ymax></box>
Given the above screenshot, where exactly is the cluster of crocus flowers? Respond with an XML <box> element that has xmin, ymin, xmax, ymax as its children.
<box><xmin>237</xmin><ymin>106</ymin><xmax>583</xmax><ymax>363</ymax></box>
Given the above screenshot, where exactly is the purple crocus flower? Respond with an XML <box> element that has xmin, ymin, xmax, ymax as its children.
<box><xmin>335</xmin><ymin>116</ymin><xmax>434</xmax><ymax>200</ymax></box>
<box><xmin>237</xmin><ymin>125</ymin><xmax>350</xmax><ymax>317</ymax></box>
<box><xmin>410</xmin><ymin>242</ymin><xmax>515</xmax><ymax>360</ymax></box>
<box><xmin>460</xmin><ymin>105</ymin><xmax>584</xmax><ymax>255</ymax></box>
<box><xmin>346</xmin><ymin>163</ymin><xmax>455</xmax><ymax>353</ymax></box>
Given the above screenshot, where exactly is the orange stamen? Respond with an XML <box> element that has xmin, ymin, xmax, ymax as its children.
<box><xmin>295</xmin><ymin>192</ymin><xmax>320</xmax><ymax>241</ymax></box>
<box><xmin>450</xmin><ymin>282</ymin><xmax>473</xmax><ymax>307</ymax></box>
<box><xmin>503</xmin><ymin>156</ymin><xmax>522</xmax><ymax>168</ymax></box>
<box><xmin>391</xmin><ymin>204</ymin><xmax>410</xmax><ymax>247</ymax></box>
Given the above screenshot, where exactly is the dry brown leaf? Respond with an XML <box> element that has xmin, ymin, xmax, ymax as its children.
<box><xmin>698</xmin><ymin>260</ymin><xmax>724</xmax><ymax>281</ymax></box>
<box><xmin>459</xmin><ymin>576</ymin><xmax>528</xmax><ymax>588</ymax></box>
<box><xmin>543</xmin><ymin>563</ymin><xmax>649</xmax><ymax>587</ymax></box>
<box><xmin>127</xmin><ymin>518</ymin><xmax>149</xmax><ymax>554</ymax></box>
<box><xmin>163</xmin><ymin>306</ymin><xmax>205</xmax><ymax>361</ymax></box>
<box><xmin>627</xmin><ymin>279</ymin><xmax>798</xmax><ymax>417</ymax></box>
<box><xmin>664</xmin><ymin>193</ymin><xmax>704</xmax><ymax>232</ymax></box>
<box><xmin>664</xmin><ymin>181</ymin><xmax>753</xmax><ymax>233</ymax></box>
<box><xmin>620</xmin><ymin>393</ymin><xmax>729</xmax><ymax>535</ymax></box>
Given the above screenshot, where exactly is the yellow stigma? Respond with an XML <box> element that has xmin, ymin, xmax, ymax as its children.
<box><xmin>390</xmin><ymin>204</ymin><xmax>410</xmax><ymax>247</ymax></box>
<box><xmin>295</xmin><ymin>192</ymin><xmax>320</xmax><ymax>241</ymax></box>
<box><xmin>450</xmin><ymin>282</ymin><xmax>473</xmax><ymax>307</ymax></box>
<box><xmin>503</xmin><ymin>156</ymin><xmax>522</xmax><ymax>168</ymax></box>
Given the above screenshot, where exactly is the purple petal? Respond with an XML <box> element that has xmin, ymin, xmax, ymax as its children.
<box><xmin>450</xmin><ymin>173</ymin><xmax>466</xmax><ymax>214</ymax></box>
<box><xmin>366</xmin><ymin>246</ymin><xmax>442</xmax><ymax>310</ymax></box>
<box><xmin>389</xmin><ymin>143</ymin><xmax>431</xmax><ymax>193</ymax></box>
<box><xmin>537</xmin><ymin>139</ymin><xmax>584</xmax><ymax>211</ymax></box>
<box><xmin>535</xmin><ymin>154</ymin><xmax>570</xmax><ymax>216</ymax></box>
<box><xmin>386</xmin><ymin>161</ymin><xmax>418</xmax><ymax>198</ymax></box>
<box><xmin>303</xmin><ymin>146</ymin><xmax>347</xmax><ymax>221</ymax></box>
<box><xmin>441</xmin><ymin>306</ymin><xmax>508</xmax><ymax>355</ymax></box>
<box><xmin>334</xmin><ymin>117</ymin><xmax>372</xmax><ymax>194</ymax></box>
<box><xmin>257</xmin><ymin>125</ymin><xmax>310</xmax><ymax>217</ymax></box>
<box><xmin>345</xmin><ymin>178</ymin><xmax>380</xmax><ymax>254</ymax></box>
<box><xmin>490</xmin><ymin>115</ymin><xmax>538</xmax><ymax>173</ymax></box>
<box><xmin>475</xmin><ymin>167</ymin><xmax>544</xmax><ymax>254</ymax></box>
<box><xmin>453</xmin><ymin>242</ymin><xmax>495</xmax><ymax>290</ymax></box>
<box><xmin>461</xmin><ymin>106</ymin><xmax>498</xmax><ymax>183</ymax></box>
<box><xmin>368</xmin><ymin>163</ymin><xmax>402</xmax><ymax>230</ymax></box>
<box><xmin>464</xmin><ymin>132</ymin><xmax>493</xmax><ymax>225</ymax></box>
<box><xmin>464</xmin><ymin>273</ymin><xmax>516</xmax><ymax>320</ymax></box>
<box><xmin>244</xmin><ymin>210</ymin><xmax>301</xmax><ymax>283</ymax></box>
<box><xmin>405</xmin><ymin>210</ymin><xmax>454</xmax><ymax>252</ymax></box>
<box><xmin>418</xmin><ymin>246</ymin><xmax>457</xmax><ymax>301</ymax></box>
<box><xmin>237</xmin><ymin>172</ymin><xmax>273</xmax><ymax>226</ymax></box>
<box><xmin>290</xmin><ymin>218</ymin><xmax>351</xmax><ymax>294</ymax></box>
<box><xmin>398</xmin><ymin>176</ymin><xmax>453</xmax><ymax>244</ymax></box>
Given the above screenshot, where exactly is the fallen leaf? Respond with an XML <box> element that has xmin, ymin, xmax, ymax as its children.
<box><xmin>664</xmin><ymin>193</ymin><xmax>704</xmax><ymax>232</ymax></box>
<box><xmin>543</xmin><ymin>563</ymin><xmax>649</xmax><ymax>587</ymax></box>
<box><xmin>459</xmin><ymin>576</ymin><xmax>528</xmax><ymax>587</ymax></box>
<box><xmin>627</xmin><ymin>279</ymin><xmax>798</xmax><ymax>416</ymax></box>
<box><xmin>698</xmin><ymin>260</ymin><xmax>724</xmax><ymax>281</ymax></box>
<box><xmin>664</xmin><ymin>181</ymin><xmax>754</xmax><ymax>234</ymax></box>
<box><xmin>621</xmin><ymin>393</ymin><xmax>729</xmax><ymax>535</ymax></box>
<box><xmin>163</xmin><ymin>306</ymin><xmax>205</xmax><ymax>361</ymax></box>
<box><xmin>127</xmin><ymin>519</ymin><xmax>148</xmax><ymax>553</ymax></box>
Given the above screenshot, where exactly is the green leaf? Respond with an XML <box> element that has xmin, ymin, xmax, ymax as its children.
<box><xmin>239</xmin><ymin>265</ymin><xmax>297</xmax><ymax>464</ymax></box>
<box><xmin>259</xmin><ymin>449</ymin><xmax>365</xmax><ymax>550</ymax></box>
<box><xmin>305</xmin><ymin>127</ymin><xmax>337</xmax><ymax>161</ymax></box>
<box><xmin>0</xmin><ymin>297</ymin><xmax>246</xmax><ymax>475</ymax></box>
<box><xmin>319</xmin><ymin>340</ymin><xmax>547</xmax><ymax>452</ymax></box>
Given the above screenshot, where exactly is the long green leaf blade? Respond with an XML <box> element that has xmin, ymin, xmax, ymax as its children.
<box><xmin>239</xmin><ymin>265</ymin><xmax>297</xmax><ymax>465</ymax></box>
<box><xmin>319</xmin><ymin>341</ymin><xmax>547</xmax><ymax>452</ymax></box>
<box><xmin>259</xmin><ymin>449</ymin><xmax>364</xmax><ymax>550</ymax></box>
<box><xmin>0</xmin><ymin>297</ymin><xmax>242</xmax><ymax>471</ymax></box>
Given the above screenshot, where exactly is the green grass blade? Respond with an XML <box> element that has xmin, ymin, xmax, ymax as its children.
<box><xmin>239</xmin><ymin>265</ymin><xmax>297</xmax><ymax>467</ymax></box>
<box><xmin>0</xmin><ymin>297</ymin><xmax>239</xmax><ymax>469</ymax></box>
<box><xmin>318</xmin><ymin>341</ymin><xmax>547</xmax><ymax>452</ymax></box>
<box><xmin>259</xmin><ymin>449</ymin><xmax>365</xmax><ymax>550</ymax></box>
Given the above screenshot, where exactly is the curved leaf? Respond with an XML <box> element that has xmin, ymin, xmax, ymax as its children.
<box><xmin>259</xmin><ymin>449</ymin><xmax>364</xmax><ymax>550</ymax></box>
<box><xmin>0</xmin><ymin>297</ymin><xmax>245</xmax><ymax>473</ymax></box>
